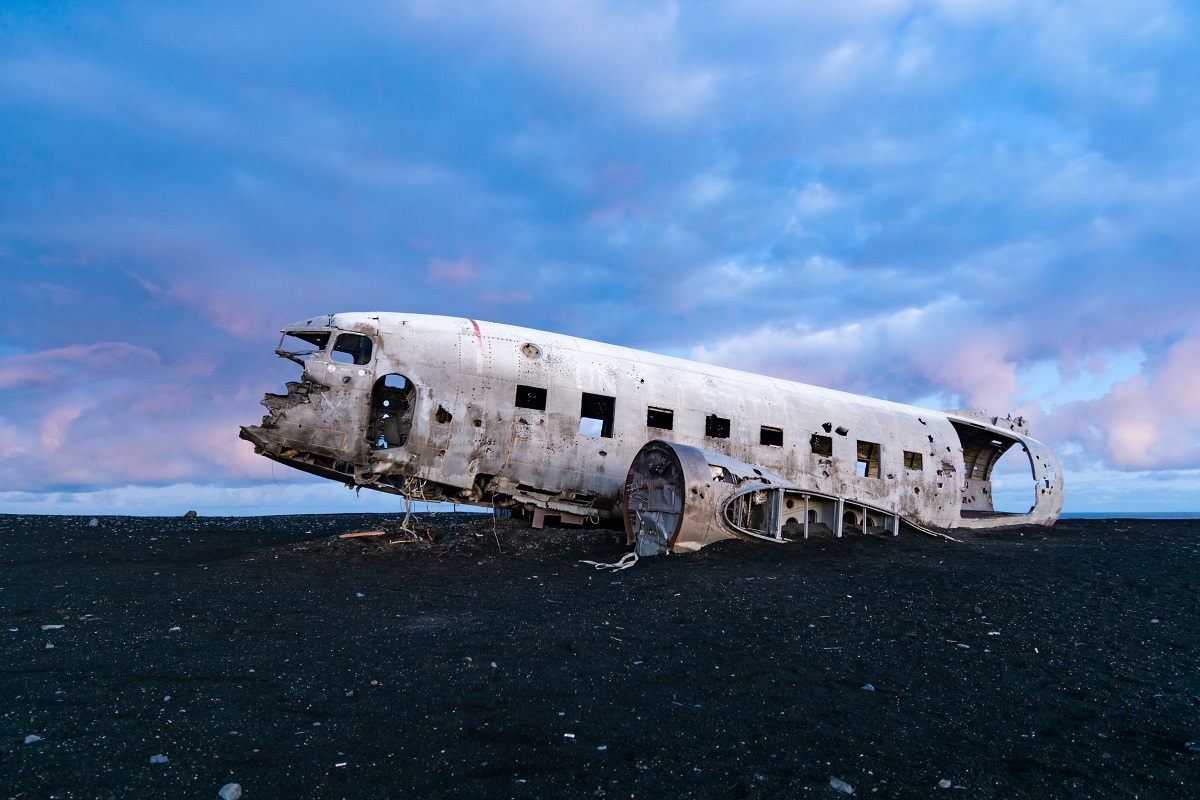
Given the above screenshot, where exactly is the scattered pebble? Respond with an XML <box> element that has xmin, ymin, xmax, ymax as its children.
<box><xmin>356</xmin><ymin>592</ymin><xmax>365</xmax><ymax>598</ymax></box>
<box><xmin>938</xmin><ymin>778</ymin><xmax>952</xmax><ymax>789</ymax></box>
<box><xmin>829</xmin><ymin>775</ymin><xmax>854</xmax><ymax>794</ymax></box>
<box><xmin>40</xmin><ymin>624</ymin><xmax>64</xmax><ymax>630</ymax></box>
<box><xmin>957</xmin><ymin>643</ymin><xmax>970</xmax><ymax>649</ymax></box>
<box><xmin>597</xmin><ymin>745</ymin><xmax>607</xmax><ymax>751</ymax></box>
<box><xmin>24</xmin><ymin>735</ymin><xmax>42</xmax><ymax>744</ymax></box>
<box><xmin>45</xmin><ymin>643</ymin><xmax>54</xmax><ymax>650</ymax></box>
<box><xmin>490</xmin><ymin>662</ymin><xmax>497</xmax><ymax>668</ymax></box>
<box><xmin>218</xmin><ymin>783</ymin><xmax>242</xmax><ymax>800</ymax></box>
<box><xmin>862</xmin><ymin>683</ymin><xmax>875</xmax><ymax>691</ymax></box>
<box><xmin>150</xmin><ymin>754</ymin><xmax>169</xmax><ymax>764</ymax></box>
<box><xmin>88</xmin><ymin>518</ymin><xmax>99</xmax><ymax>527</ymax></box>
<box><xmin>1185</xmin><ymin>741</ymin><xmax>1199</xmax><ymax>753</ymax></box>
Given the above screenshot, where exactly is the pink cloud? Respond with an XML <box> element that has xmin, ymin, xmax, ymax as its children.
<box><xmin>918</xmin><ymin>337</ymin><xmax>1021</xmax><ymax>413</ymax></box>
<box><xmin>0</xmin><ymin>342</ymin><xmax>159</xmax><ymax>389</ymax></box>
<box><xmin>0</xmin><ymin>339</ymin><xmax>266</xmax><ymax>491</ymax></box>
<box><xmin>39</xmin><ymin>404</ymin><xmax>83</xmax><ymax>451</ymax></box>
<box><xmin>131</xmin><ymin>272</ymin><xmax>270</xmax><ymax>339</ymax></box>
<box><xmin>426</xmin><ymin>256</ymin><xmax>479</xmax><ymax>283</ymax></box>
<box><xmin>1044</xmin><ymin>334</ymin><xmax>1200</xmax><ymax>470</ymax></box>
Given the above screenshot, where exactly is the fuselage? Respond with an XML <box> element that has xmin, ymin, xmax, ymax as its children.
<box><xmin>240</xmin><ymin>313</ymin><xmax>1063</xmax><ymax>539</ymax></box>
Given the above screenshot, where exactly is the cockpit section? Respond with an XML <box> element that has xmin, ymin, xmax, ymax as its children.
<box><xmin>240</xmin><ymin>317</ymin><xmax>385</xmax><ymax>486</ymax></box>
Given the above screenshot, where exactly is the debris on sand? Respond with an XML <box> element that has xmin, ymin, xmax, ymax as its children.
<box><xmin>184</xmin><ymin>510</ymin><xmax>198</xmax><ymax>518</ymax></box>
<box><xmin>938</xmin><ymin>778</ymin><xmax>952</xmax><ymax>788</ymax></box>
<box><xmin>830</xmin><ymin>775</ymin><xmax>854</xmax><ymax>794</ymax></box>
<box><xmin>218</xmin><ymin>783</ymin><xmax>243</xmax><ymax>800</ymax></box>
<box><xmin>24</xmin><ymin>735</ymin><xmax>42</xmax><ymax>744</ymax></box>
<box><xmin>88</xmin><ymin>518</ymin><xmax>99</xmax><ymax>527</ymax></box>
<box><xmin>150</xmin><ymin>754</ymin><xmax>169</xmax><ymax>764</ymax></box>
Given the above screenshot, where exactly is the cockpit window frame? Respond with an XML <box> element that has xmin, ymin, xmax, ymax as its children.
<box><xmin>331</xmin><ymin>333</ymin><xmax>374</xmax><ymax>366</ymax></box>
<box><xmin>276</xmin><ymin>331</ymin><xmax>331</xmax><ymax>365</ymax></box>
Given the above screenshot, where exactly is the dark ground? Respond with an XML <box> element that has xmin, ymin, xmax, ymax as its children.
<box><xmin>1</xmin><ymin>513</ymin><xmax>1198</xmax><ymax>799</ymax></box>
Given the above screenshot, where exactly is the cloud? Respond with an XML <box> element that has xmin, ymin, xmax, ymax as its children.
<box><xmin>1044</xmin><ymin>335</ymin><xmax>1200</xmax><ymax>470</ymax></box>
<box><xmin>399</xmin><ymin>0</ymin><xmax>715</xmax><ymax>123</ymax></box>
<box><xmin>0</xmin><ymin>339</ymin><xmax>271</xmax><ymax>492</ymax></box>
<box><xmin>425</xmin><ymin>256</ymin><xmax>479</xmax><ymax>283</ymax></box>
<box><xmin>689</xmin><ymin>296</ymin><xmax>1030</xmax><ymax>413</ymax></box>
<box><xmin>2</xmin><ymin>0</ymin><xmax>1200</xmax><ymax>510</ymax></box>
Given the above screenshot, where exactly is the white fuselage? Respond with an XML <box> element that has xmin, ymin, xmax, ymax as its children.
<box><xmin>241</xmin><ymin>313</ymin><xmax>1063</xmax><ymax>535</ymax></box>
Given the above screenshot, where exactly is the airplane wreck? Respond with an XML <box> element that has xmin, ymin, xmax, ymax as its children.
<box><xmin>240</xmin><ymin>313</ymin><xmax>1063</xmax><ymax>555</ymax></box>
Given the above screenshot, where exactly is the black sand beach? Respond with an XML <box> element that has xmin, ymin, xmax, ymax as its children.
<box><xmin>2</xmin><ymin>513</ymin><xmax>1198</xmax><ymax>799</ymax></box>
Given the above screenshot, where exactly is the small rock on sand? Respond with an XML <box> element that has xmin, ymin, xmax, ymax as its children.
<box><xmin>830</xmin><ymin>776</ymin><xmax>854</xmax><ymax>794</ymax></box>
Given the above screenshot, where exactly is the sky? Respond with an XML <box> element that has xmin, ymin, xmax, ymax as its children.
<box><xmin>2</xmin><ymin>0</ymin><xmax>1199</xmax><ymax>516</ymax></box>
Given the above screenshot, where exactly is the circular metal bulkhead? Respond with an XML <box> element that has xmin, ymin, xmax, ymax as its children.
<box><xmin>623</xmin><ymin>440</ymin><xmax>731</xmax><ymax>555</ymax></box>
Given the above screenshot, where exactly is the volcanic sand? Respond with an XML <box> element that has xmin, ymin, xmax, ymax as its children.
<box><xmin>2</xmin><ymin>514</ymin><xmax>1198</xmax><ymax>798</ymax></box>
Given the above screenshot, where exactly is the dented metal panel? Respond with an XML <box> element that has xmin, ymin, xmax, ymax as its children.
<box><xmin>240</xmin><ymin>313</ymin><xmax>1064</xmax><ymax>554</ymax></box>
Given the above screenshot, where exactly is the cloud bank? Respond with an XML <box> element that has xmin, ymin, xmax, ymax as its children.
<box><xmin>2</xmin><ymin>0</ymin><xmax>1199</xmax><ymax>512</ymax></box>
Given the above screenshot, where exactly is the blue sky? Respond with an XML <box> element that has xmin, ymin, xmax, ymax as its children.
<box><xmin>2</xmin><ymin>0</ymin><xmax>1198</xmax><ymax>515</ymax></box>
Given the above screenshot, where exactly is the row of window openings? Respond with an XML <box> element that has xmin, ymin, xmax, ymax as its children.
<box><xmin>515</xmin><ymin>384</ymin><xmax>924</xmax><ymax>475</ymax></box>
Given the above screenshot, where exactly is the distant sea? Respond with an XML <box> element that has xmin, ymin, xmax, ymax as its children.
<box><xmin>1062</xmin><ymin>512</ymin><xmax>1200</xmax><ymax>519</ymax></box>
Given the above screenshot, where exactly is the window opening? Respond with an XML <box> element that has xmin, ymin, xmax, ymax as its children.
<box><xmin>856</xmin><ymin>440</ymin><xmax>881</xmax><ymax>478</ymax></box>
<box><xmin>810</xmin><ymin>433</ymin><xmax>833</xmax><ymax>457</ymax></box>
<box><xmin>903</xmin><ymin>451</ymin><xmax>923</xmax><ymax>470</ymax></box>
<box><xmin>276</xmin><ymin>331</ymin><xmax>330</xmax><ymax>365</ymax></box>
<box><xmin>331</xmin><ymin>333</ymin><xmax>373</xmax><ymax>365</ymax></box>
<box><xmin>760</xmin><ymin>426</ymin><xmax>783</xmax><ymax>447</ymax></box>
<box><xmin>647</xmin><ymin>407</ymin><xmax>674</xmax><ymax>430</ymax></box>
<box><xmin>579</xmin><ymin>393</ymin><xmax>615</xmax><ymax>438</ymax></box>
<box><xmin>705</xmin><ymin>414</ymin><xmax>731</xmax><ymax>439</ymax></box>
<box><xmin>515</xmin><ymin>385</ymin><xmax>548</xmax><ymax>411</ymax></box>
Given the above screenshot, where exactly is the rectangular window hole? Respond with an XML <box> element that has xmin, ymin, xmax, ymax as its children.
<box><xmin>760</xmin><ymin>426</ymin><xmax>783</xmax><ymax>447</ymax></box>
<box><xmin>903</xmin><ymin>451</ymin><xmax>923</xmax><ymax>470</ymax></box>
<box><xmin>331</xmin><ymin>333</ymin><xmax>373</xmax><ymax>365</ymax></box>
<box><xmin>705</xmin><ymin>414</ymin><xmax>731</xmax><ymax>439</ymax></box>
<box><xmin>580</xmin><ymin>393</ymin><xmax>615</xmax><ymax>438</ymax></box>
<box><xmin>646</xmin><ymin>407</ymin><xmax>674</xmax><ymax>430</ymax></box>
<box><xmin>515</xmin><ymin>384</ymin><xmax>547</xmax><ymax>411</ymax></box>
<box><xmin>856</xmin><ymin>440</ymin><xmax>880</xmax><ymax>478</ymax></box>
<box><xmin>810</xmin><ymin>434</ymin><xmax>833</xmax><ymax>457</ymax></box>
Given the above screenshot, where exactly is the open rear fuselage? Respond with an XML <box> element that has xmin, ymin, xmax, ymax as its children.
<box><xmin>240</xmin><ymin>313</ymin><xmax>1063</xmax><ymax>552</ymax></box>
